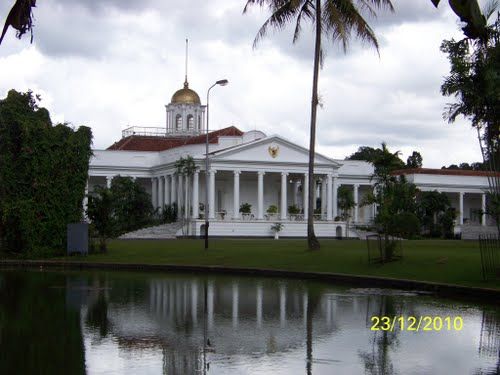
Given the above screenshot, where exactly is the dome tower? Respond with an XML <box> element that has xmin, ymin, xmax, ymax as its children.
<box><xmin>165</xmin><ymin>40</ymin><xmax>206</xmax><ymax>136</ymax></box>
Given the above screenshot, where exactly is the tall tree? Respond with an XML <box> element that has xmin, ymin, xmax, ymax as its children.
<box><xmin>406</xmin><ymin>151</ymin><xmax>423</xmax><ymax>169</ymax></box>
<box><xmin>244</xmin><ymin>0</ymin><xmax>394</xmax><ymax>250</ymax></box>
<box><xmin>440</xmin><ymin>5</ymin><xmax>500</xmax><ymax>231</ymax></box>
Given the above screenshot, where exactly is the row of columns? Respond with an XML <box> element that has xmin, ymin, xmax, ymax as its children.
<box><xmin>151</xmin><ymin>171</ymin><xmax>367</xmax><ymax>221</ymax></box>
<box><xmin>457</xmin><ymin>191</ymin><xmax>487</xmax><ymax>226</ymax></box>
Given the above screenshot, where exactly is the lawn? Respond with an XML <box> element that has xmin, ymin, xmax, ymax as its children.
<box><xmin>64</xmin><ymin>239</ymin><xmax>500</xmax><ymax>290</ymax></box>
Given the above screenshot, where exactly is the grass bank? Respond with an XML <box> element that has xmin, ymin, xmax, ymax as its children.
<box><xmin>59</xmin><ymin>239</ymin><xmax>499</xmax><ymax>290</ymax></box>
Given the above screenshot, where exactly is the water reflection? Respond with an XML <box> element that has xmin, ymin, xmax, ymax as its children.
<box><xmin>0</xmin><ymin>269</ymin><xmax>498</xmax><ymax>374</ymax></box>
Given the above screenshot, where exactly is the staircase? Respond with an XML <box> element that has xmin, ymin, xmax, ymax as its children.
<box><xmin>460</xmin><ymin>225</ymin><xmax>498</xmax><ymax>240</ymax></box>
<box><xmin>119</xmin><ymin>222</ymin><xmax>184</xmax><ymax>240</ymax></box>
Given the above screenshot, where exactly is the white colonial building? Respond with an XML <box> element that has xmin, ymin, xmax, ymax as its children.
<box><xmin>87</xmin><ymin>78</ymin><xmax>496</xmax><ymax>238</ymax></box>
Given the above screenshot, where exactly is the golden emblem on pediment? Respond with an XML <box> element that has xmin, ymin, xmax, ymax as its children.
<box><xmin>268</xmin><ymin>145</ymin><xmax>279</xmax><ymax>158</ymax></box>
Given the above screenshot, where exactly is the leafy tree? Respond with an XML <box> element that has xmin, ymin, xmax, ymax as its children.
<box><xmin>0</xmin><ymin>90</ymin><xmax>92</xmax><ymax>255</ymax></box>
<box><xmin>86</xmin><ymin>186</ymin><xmax>116</xmax><ymax>253</ymax></box>
<box><xmin>440</xmin><ymin>7</ymin><xmax>500</xmax><ymax>231</ymax></box>
<box><xmin>372</xmin><ymin>143</ymin><xmax>405</xmax><ymax>185</ymax></box>
<box><xmin>406</xmin><ymin>151</ymin><xmax>423</xmax><ymax>169</ymax></box>
<box><xmin>337</xmin><ymin>185</ymin><xmax>354</xmax><ymax>221</ymax></box>
<box><xmin>346</xmin><ymin>146</ymin><xmax>382</xmax><ymax>162</ymax></box>
<box><xmin>347</xmin><ymin>143</ymin><xmax>406</xmax><ymax>173</ymax></box>
<box><xmin>108</xmin><ymin>176</ymin><xmax>153</xmax><ymax>232</ymax></box>
<box><xmin>244</xmin><ymin>0</ymin><xmax>394</xmax><ymax>250</ymax></box>
<box><xmin>417</xmin><ymin>191</ymin><xmax>452</xmax><ymax>236</ymax></box>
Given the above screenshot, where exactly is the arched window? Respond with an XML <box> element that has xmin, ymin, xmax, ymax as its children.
<box><xmin>175</xmin><ymin>115</ymin><xmax>182</xmax><ymax>131</ymax></box>
<box><xmin>187</xmin><ymin>115</ymin><xmax>194</xmax><ymax>131</ymax></box>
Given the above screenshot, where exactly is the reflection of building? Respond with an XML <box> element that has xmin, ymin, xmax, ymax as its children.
<box><xmin>86</xmin><ymin>73</ymin><xmax>497</xmax><ymax>238</ymax></box>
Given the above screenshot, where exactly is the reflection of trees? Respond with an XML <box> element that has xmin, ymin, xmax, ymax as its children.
<box><xmin>306</xmin><ymin>285</ymin><xmax>323</xmax><ymax>375</ymax></box>
<box><xmin>86</xmin><ymin>290</ymin><xmax>110</xmax><ymax>339</ymax></box>
<box><xmin>0</xmin><ymin>271</ymin><xmax>85</xmax><ymax>374</ymax></box>
<box><xmin>474</xmin><ymin>309</ymin><xmax>500</xmax><ymax>375</ymax></box>
<box><xmin>359</xmin><ymin>295</ymin><xmax>400</xmax><ymax>375</ymax></box>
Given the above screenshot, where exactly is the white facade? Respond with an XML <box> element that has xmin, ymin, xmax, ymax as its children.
<box><xmin>86</xmin><ymin>81</ymin><xmax>495</xmax><ymax>238</ymax></box>
<box><xmin>88</xmin><ymin>127</ymin><xmax>497</xmax><ymax>238</ymax></box>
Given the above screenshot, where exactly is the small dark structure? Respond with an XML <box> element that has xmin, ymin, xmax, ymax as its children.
<box><xmin>366</xmin><ymin>234</ymin><xmax>403</xmax><ymax>264</ymax></box>
<box><xmin>67</xmin><ymin>223</ymin><xmax>89</xmax><ymax>255</ymax></box>
<box><xmin>478</xmin><ymin>234</ymin><xmax>500</xmax><ymax>281</ymax></box>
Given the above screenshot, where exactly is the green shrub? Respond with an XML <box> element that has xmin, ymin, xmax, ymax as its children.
<box><xmin>267</xmin><ymin>205</ymin><xmax>278</xmax><ymax>214</ymax></box>
<box><xmin>389</xmin><ymin>212</ymin><xmax>421</xmax><ymax>239</ymax></box>
<box><xmin>239</xmin><ymin>203</ymin><xmax>252</xmax><ymax>214</ymax></box>
<box><xmin>0</xmin><ymin>90</ymin><xmax>92</xmax><ymax>256</ymax></box>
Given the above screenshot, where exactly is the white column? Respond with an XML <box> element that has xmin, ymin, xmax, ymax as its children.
<box><xmin>326</xmin><ymin>174</ymin><xmax>333</xmax><ymax>221</ymax></box>
<box><xmin>209</xmin><ymin>170</ymin><xmax>216</xmax><ymax>219</ymax></box>
<box><xmin>106</xmin><ymin>176</ymin><xmax>112</xmax><ymax>188</ymax></box>
<box><xmin>481</xmin><ymin>193</ymin><xmax>486</xmax><ymax>226</ymax></box>
<box><xmin>354</xmin><ymin>184</ymin><xmax>359</xmax><ymax>223</ymax></box>
<box><xmin>151</xmin><ymin>177</ymin><xmax>157</xmax><ymax>208</ymax></box>
<box><xmin>281</xmin><ymin>172</ymin><xmax>288</xmax><ymax>220</ymax></box>
<box><xmin>303</xmin><ymin>173</ymin><xmax>309</xmax><ymax>218</ymax></box>
<box><xmin>164</xmin><ymin>175</ymin><xmax>170</xmax><ymax>206</ymax></box>
<box><xmin>459</xmin><ymin>191</ymin><xmax>464</xmax><ymax>225</ymax></box>
<box><xmin>257</xmin><ymin>171</ymin><xmax>265</xmax><ymax>220</ymax></box>
<box><xmin>321</xmin><ymin>177</ymin><xmax>326</xmax><ymax>217</ymax></box>
<box><xmin>192</xmin><ymin>171</ymin><xmax>199</xmax><ymax>219</ymax></box>
<box><xmin>233</xmin><ymin>170</ymin><xmax>241</xmax><ymax>219</ymax></box>
<box><xmin>157</xmin><ymin>176</ymin><xmax>163</xmax><ymax>212</ymax></box>
<box><xmin>170</xmin><ymin>174</ymin><xmax>176</xmax><ymax>204</ymax></box>
<box><xmin>332</xmin><ymin>177</ymin><xmax>338</xmax><ymax>219</ymax></box>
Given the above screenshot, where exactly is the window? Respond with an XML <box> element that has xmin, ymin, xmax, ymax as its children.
<box><xmin>187</xmin><ymin>115</ymin><xmax>194</xmax><ymax>131</ymax></box>
<box><xmin>175</xmin><ymin>115</ymin><xmax>182</xmax><ymax>131</ymax></box>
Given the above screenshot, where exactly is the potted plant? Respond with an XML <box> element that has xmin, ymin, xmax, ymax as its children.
<box><xmin>239</xmin><ymin>202</ymin><xmax>252</xmax><ymax>220</ymax></box>
<box><xmin>288</xmin><ymin>204</ymin><xmax>300</xmax><ymax>220</ymax></box>
<box><xmin>266</xmin><ymin>204</ymin><xmax>278</xmax><ymax>220</ymax></box>
<box><xmin>270</xmin><ymin>222</ymin><xmax>283</xmax><ymax>239</ymax></box>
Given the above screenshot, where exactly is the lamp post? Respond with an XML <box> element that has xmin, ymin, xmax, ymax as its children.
<box><xmin>205</xmin><ymin>79</ymin><xmax>228</xmax><ymax>249</ymax></box>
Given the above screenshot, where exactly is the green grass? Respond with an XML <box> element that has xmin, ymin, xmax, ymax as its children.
<box><xmin>59</xmin><ymin>239</ymin><xmax>500</xmax><ymax>290</ymax></box>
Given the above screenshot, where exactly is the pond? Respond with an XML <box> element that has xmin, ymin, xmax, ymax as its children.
<box><xmin>0</xmin><ymin>268</ymin><xmax>498</xmax><ymax>374</ymax></box>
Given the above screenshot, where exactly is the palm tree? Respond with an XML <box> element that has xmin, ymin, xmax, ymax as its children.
<box><xmin>244</xmin><ymin>0</ymin><xmax>394</xmax><ymax>250</ymax></box>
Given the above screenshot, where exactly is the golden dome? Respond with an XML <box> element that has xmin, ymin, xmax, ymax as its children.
<box><xmin>171</xmin><ymin>80</ymin><xmax>201</xmax><ymax>105</ymax></box>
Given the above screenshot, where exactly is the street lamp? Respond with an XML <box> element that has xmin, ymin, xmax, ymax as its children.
<box><xmin>205</xmin><ymin>79</ymin><xmax>228</xmax><ymax>249</ymax></box>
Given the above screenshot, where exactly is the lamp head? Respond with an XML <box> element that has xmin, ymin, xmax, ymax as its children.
<box><xmin>216</xmin><ymin>79</ymin><xmax>229</xmax><ymax>86</ymax></box>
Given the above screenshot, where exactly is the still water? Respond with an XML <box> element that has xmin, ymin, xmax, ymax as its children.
<box><xmin>0</xmin><ymin>269</ymin><xmax>498</xmax><ymax>375</ymax></box>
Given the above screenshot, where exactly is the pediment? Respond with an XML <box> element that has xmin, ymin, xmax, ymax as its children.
<box><xmin>210</xmin><ymin>136</ymin><xmax>339</xmax><ymax>166</ymax></box>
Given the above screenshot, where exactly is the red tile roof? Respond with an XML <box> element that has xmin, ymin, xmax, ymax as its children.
<box><xmin>392</xmin><ymin>168</ymin><xmax>500</xmax><ymax>177</ymax></box>
<box><xmin>107</xmin><ymin>126</ymin><xmax>244</xmax><ymax>151</ymax></box>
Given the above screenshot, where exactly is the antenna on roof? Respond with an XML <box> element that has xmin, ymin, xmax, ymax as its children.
<box><xmin>184</xmin><ymin>38</ymin><xmax>189</xmax><ymax>87</ymax></box>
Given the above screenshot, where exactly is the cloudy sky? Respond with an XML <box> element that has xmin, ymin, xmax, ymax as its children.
<box><xmin>0</xmin><ymin>0</ymin><xmax>487</xmax><ymax>167</ymax></box>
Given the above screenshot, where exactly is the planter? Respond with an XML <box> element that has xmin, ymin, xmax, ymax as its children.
<box><xmin>274</xmin><ymin>232</ymin><xmax>279</xmax><ymax>240</ymax></box>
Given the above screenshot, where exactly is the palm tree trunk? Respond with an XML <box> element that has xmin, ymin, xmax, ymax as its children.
<box><xmin>307</xmin><ymin>0</ymin><xmax>322</xmax><ymax>250</ymax></box>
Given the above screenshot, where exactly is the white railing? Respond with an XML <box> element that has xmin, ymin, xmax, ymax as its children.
<box><xmin>122</xmin><ymin>126</ymin><xmax>204</xmax><ymax>138</ymax></box>
<box><xmin>122</xmin><ymin>126</ymin><xmax>167</xmax><ymax>138</ymax></box>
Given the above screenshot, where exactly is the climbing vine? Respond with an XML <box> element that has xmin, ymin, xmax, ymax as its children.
<box><xmin>0</xmin><ymin>90</ymin><xmax>92</xmax><ymax>256</ymax></box>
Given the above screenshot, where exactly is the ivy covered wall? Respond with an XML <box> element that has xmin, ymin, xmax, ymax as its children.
<box><xmin>0</xmin><ymin>90</ymin><xmax>92</xmax><ymax>255</ymax></box>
